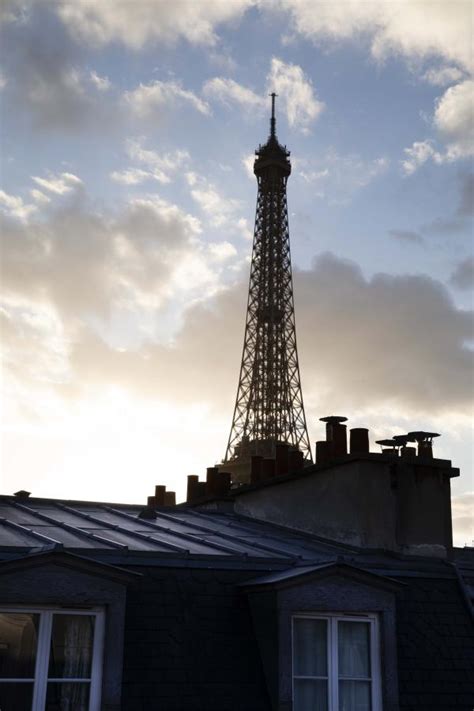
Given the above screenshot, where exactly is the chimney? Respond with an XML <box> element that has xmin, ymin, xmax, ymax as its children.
<box><xmin>288</xmin><ymin>448</ymin><xmax>304</xmax><ymax>472</ymax></box>
<box><xmin>215</xmin><ymin>471</ymin><xmax>231</xmax><ymax>496</ymax></box>
<box><xmin>187</xmin><ymin>475</ymin><xmax>200</xmax><ymax>503</ymax></box>
<box><xmin>206</xmin><ymin>467</ymin><xmax>221</xmax><ymax>496</ymax></box>
<box><xmin>275</xmin><ymin>443</ymin><xmax>289</xmax><ymax>476</ymax></box>
<box><xmin>250</xmin><ymin>456</ymin><xmax>263</xmax><ymax>484</ymax></box>
<box><xmin>407</xmin><ymin>431</ymin><xmax>440</xmax><ymax>459</ymax></box>
<box><xmin>320</xmin><ymin>416</ymin><xmax>348</xmax><ymax>457</ymax></box>
<box><xmin>154</xmin><ymin>485</ymin><xmax>166</xmax><ymax>506</ymax></box>
<box><xmin>315</xmin><ymin>440</ymin><xmax>331</xmax><ymax>464</ymax></box>
<box><xmin>349</xmin><ymin>428</ymin><xmax>369</xmax><ymax>454</ymax></box>
<box><xmin>164</xmin><ymin>491</ymin><xmax>176</xmax><ymax>506</ymax></box>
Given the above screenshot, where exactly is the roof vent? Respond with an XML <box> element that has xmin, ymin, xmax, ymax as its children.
<box><xmin>13</xmin><ymin>490</ymin><xmax>31</xmax><ymax>499</ymax></box>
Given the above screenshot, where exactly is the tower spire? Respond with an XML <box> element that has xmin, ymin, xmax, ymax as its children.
<box><xmin>270</xmin><ymin>92</ymin><xmax>277</xmax><ymax>138</ymax></box>
<box><xmin>224</xmin><ymin>104</ymin><xmax>312</xmax><ymax>480</ymax></box>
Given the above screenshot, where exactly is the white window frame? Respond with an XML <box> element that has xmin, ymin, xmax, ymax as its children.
<box><xmin>0</xmin><ymin>606</ymin><xmax>105</xmax><ymax>711</ymax></box>
<box><xmin>292</xmin><ymin>612</ymin><xmax>382</xmax><ymax>711</ymax></box>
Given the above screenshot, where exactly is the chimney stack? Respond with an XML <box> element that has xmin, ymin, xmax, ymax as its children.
<box><xmin>275</xmin><ymin>443</ymin><xmax>290</xmax><ymax>476</ymax></box>
<box><xmin>320</xmin><ymin>416</ymin><xmax>348</xmax><ymax>457</ymax></box>
<box><xmin>349</xmin><ymin>428</ymin><xmax>369</xmax><ymax>454</ymax></box>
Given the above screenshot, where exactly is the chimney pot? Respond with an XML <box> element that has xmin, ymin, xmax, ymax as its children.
<box><xmin>350</xmin><ymin>428</ymin><xmax>369</xmax><ymax>454</ymax></box>
<box><xmin>164</xmin><ymin>491</ymin><xmax>176</xmax><ymax>506</ymax></box>
<box><xmin>187</xmin><ymin>475</ymin><xmax>200</xmax><ymax>503</ymax></box>
<box><xmin>154</xmin><ymin>485</ymin><xmax>166</xmax><ymax>506</ymax></box>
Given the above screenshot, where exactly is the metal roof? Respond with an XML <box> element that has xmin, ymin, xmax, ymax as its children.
<box><xmin>0</xmin><ymin>495</ymin><xmax>348</xmax><ymax>563</ymax></box>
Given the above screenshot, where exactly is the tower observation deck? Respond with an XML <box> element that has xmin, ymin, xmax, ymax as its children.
<box><xmin>224</xmin><ymin>94</ymin><xmax>312</xmax><ymax>478</ymax></box>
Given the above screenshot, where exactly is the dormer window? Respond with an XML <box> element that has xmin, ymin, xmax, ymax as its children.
<box><xmin>292</xmin><ymin>613</ymin><xmax>382</xmax><ymax>711</ymax></box>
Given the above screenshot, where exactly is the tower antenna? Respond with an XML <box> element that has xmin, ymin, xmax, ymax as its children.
<box><xmin>270</xmin><ymin>92</ymin><xmax>277</xmax><ymax>137</ymax></box>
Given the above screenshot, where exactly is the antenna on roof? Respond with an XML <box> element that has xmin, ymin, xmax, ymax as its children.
<box><xmin>270</xmin><ymin>92</ymin><xmax>277</xmax><ymax>138</ymax></box>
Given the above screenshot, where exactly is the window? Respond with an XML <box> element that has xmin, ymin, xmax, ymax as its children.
<box><xmin>292</xmin><ymin>613</ymin><xmax>381</xmax><ymax>711</ymax></box>
<box><xmin>0</xmin><ymin>608</ymin><xmax>104</xmax><ymax>711</ymax></box>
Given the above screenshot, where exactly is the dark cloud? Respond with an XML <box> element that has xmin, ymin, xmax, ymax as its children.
<box><xmin>449</xmin><ymin>257</ymin><xmax>474</xmax><ymax>290</ymax></box>
<box><xmin>52</xmin><ymin>252</ymin><xmax>474</xmax><ymax>419</ymax></box>
<box><xmin>1</xmin><ymin>2</ymin><xmax>114</xmax><ymax>132</ymax></box>
<box><xmin>389</xmin><ymin>229</ymin><xmax>424</xmax><ymax>245</ymax></box>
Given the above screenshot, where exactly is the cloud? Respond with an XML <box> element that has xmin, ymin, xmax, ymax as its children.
<box><xmin>185</xmin><ymin>171</ymin><xmax>242</xmax><ymax>228</ymax></box>
<box><xmin>433</xmin><ymin>80</ymin><xmax>474</xmax><ymax>160</ymax></box>
<box><xmin>0</xmin><ymin>190</ymin><xmax>37</xmax><ymax>222</ymax></box>
<box><xmin>267</xmin><ymin>57</ymin><xmax>324</xmax><ymax>132</ymax></box>
<box><xmin>89</xmin><ymin>70</ymin><xmax>111</xmax><ymax>91</ymax></box>
<box><xmin>422</xmin><ymin>65</ymin><xmax>466</xmax><ymax>87</ymax></box>
<box><xmin>124</xmin><ymin>80</ymin><xmax>210</xmax><ymax>119</ymax></box>
<box><xmin>1</xmin><ymin>6</ymin><xmax>114</xmax><ymax>132</ymax></box>
<box><xmin>110</xmin><ymin>141</ymin><xmax>190</xmax><ymax>187</ymax></box>
<box><xmin>30</xmin><ymin>189</ymin><xmax>51</xmax><ymax>204</ymax></box>
<box><xmin>55</xmin><ymin>0</ymin><xmax>253</xmax><ymax>49</ymax></box>
<box><xmin>389</xmin><ymin>229</ymin><xmax>424</xmax><ymax>245</ymax></box>
<box><xmin>110</xmin><ymin>168</ymin><xmax>153</xmax><ymax>186</ymax></box>
<box><xmin>203</xmin><ymin>77</ymin><xmax>266</xmax><ymax>111</ymax></box>
<box><xmin>452</xmin><ymin>492</ymin><xmax>474</xmax><ymax>547</ymax></box>
<box><xmin>458</xmin><ymin>173</ymin><xmax>474</xmax><ymax>217</ymax></box>
<box><xmin>401</xmin><ymin>140</ymin><xmax>443</xmax><ymax>175</ymax></box>
<box><xmin>449</xmin><ymin>257</ymin><xmax>474</xmax><ymax>290</ymax></box>
<box><xmin>277</xmin><ymin>1</ymin><xmax>472</xmax><ymax>73</ymax></box>
<box><xmin>297</xmin><ymin>151</ymin><xmax>388</xmax><ymax>202</ymax></box>
<box><xmin>32</xmin><ymin>172</ymin><xmax>83</xmax><ymax>195</ymax></box>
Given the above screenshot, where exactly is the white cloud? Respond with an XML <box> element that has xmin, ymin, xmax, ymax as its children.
<box><xmin>402</xmin><ymin>81</ymin><xmax>473</xmax><ymax>173</ymax></box>
<box><xmin>267</xmin><ymin>57</ymin><xmax>324</xmax><ymax>133</ymax></box>
<box><xmin>32</xmin><ymin>172</ymin><xmax>83</xmax><ymax>195</ymax></box>
<box><xmin>208</xmin><ymin>241</ymin><xmax>238</xmax><ymax>262</ymax></box>
<box><xmin>127</xmin><ymin>139</ymin><xmax>189</xmax><ymax>180</ymax></box>
<box><xmin>298</xmin><ymin>152</ymin><xmax>388</xmax><ymax>201</ymax></box>
<box><xmin>124</xmin><ymin>80</ymin><xmax>210</xmax><ymax>118</ymax></box>
<box><xmin>401</xmin><ymin>140</ymin><xmax>443</xmax><ymax>175</ymax></box>
<box><xmin>433</xmin><ymin>80</ymin><xmax>474</xmax><ymax>160</ymax></box>
<box><xmin>56</xmin><ymin>0</ymin><xmax>253</xmax><ymax>49</ymax></box>
<box><xmin>0</xmin><ymin>190</ymin><xmax>37</xmax><ymax>222</ymax></box>
<box><xmin>277</xmin><ymin>1</ymin><xmax>472</xmax><ymax>74</ymax></box>
<box><xmin>89</xmin><ymin>70</ymin><xmax>111</xmax><ymax>91</ymax></box>
<box><xmin>203</xmin><ymin>77</ymin><xmax>265</xmax><ymax>111</ymax></box>
<box><xmin>422</xmin><ymin>66</ymin><xmax>466</xmax><ymax>87</ymax></box>
<box><xmin>110</xmin><ymin>168</ymin><xmax>153</xmax><ymax>186</ymax></box>
<box><xmin>185</xmin><ymin>171</ymin><xmax>241</xmax><ymax>228</ymax></box>
<box><xmin>0</xmin><ymin>71</ymin><xmax>6</xmax><ymax>90</ymax></box>
<box><xmin>242</xmin><ymin>154</ymin><xmax>255</xmax><ymax>180</ymax></box>
<box><xmin>30</xmin><ymin>189</ymin><xmax>51</xmax><ymax>205</ymax></box>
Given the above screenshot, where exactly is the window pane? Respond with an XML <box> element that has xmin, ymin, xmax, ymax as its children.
<box><xmin>0</xmin><ymin>681</ymin><xmax>34</xmax><ymax>711</ymax></box>
<box><xmin>294</xmin><ymin>679</ymin><xmax>328</xmax><ymax>711</ymax></box>
<box><xmin>48</xmin><ymin>615</ymin><xmax>94</xmax><ymax>679</ymax></box>
<box><xmin>0</xmin><ymin>613</ymin><xmax>39</xmax><ymax>678</ymax></box>
<box><xmin>338</xmin><ymin>622</ymin><xmax>370</xmax><ymax>678</ymax></box>
<box><xmin>339</xmin><ymin>680</ymin><xmax>371</xmax><ymax>711</ymax></box>
<box><xmin>45</xmin><ymin>682</ymin><xmax>90</xmax><ymax>711</ymax></box>
<box><xmin>293</xmin><ymin>618</ymin><xmax>327</xmax><ymax>677</ymax></box>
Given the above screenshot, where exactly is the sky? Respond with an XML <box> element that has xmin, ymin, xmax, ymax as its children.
<box><xmin>0</xmin><ymin>0</ymin><xmax>472</xmax><ymax>545</ymax></box>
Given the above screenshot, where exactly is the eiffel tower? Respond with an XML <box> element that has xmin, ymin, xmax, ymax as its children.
<box><xmin>224</xmin><ymin>94</ymin><xmax>312</xmax><ymax>478</ymax></box>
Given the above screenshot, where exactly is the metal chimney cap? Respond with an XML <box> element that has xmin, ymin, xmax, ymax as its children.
<box><xmin>319</xmin><ymin>415</ymin><xmax>348</xmax><ymax>424</ymax></box>
<box><xmin>392</xmin><ymin>434</ymin><xmax>414</xmax><ymax>445</ymax></box>
<box><xmin>407</xmin><ymin>431</ymin><xmax>440</xmax><ymax>442</ymax></box>
<box><xmin>375</xmin><ymin>438</ymin><xmax>398</xmax><ymax>447</ymax></box>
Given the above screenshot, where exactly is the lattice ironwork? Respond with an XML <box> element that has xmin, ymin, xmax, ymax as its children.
<box><xmin>225</xmin><ymin>95</ymin><xmax>312</xmax><ymax>463</ymax></box>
